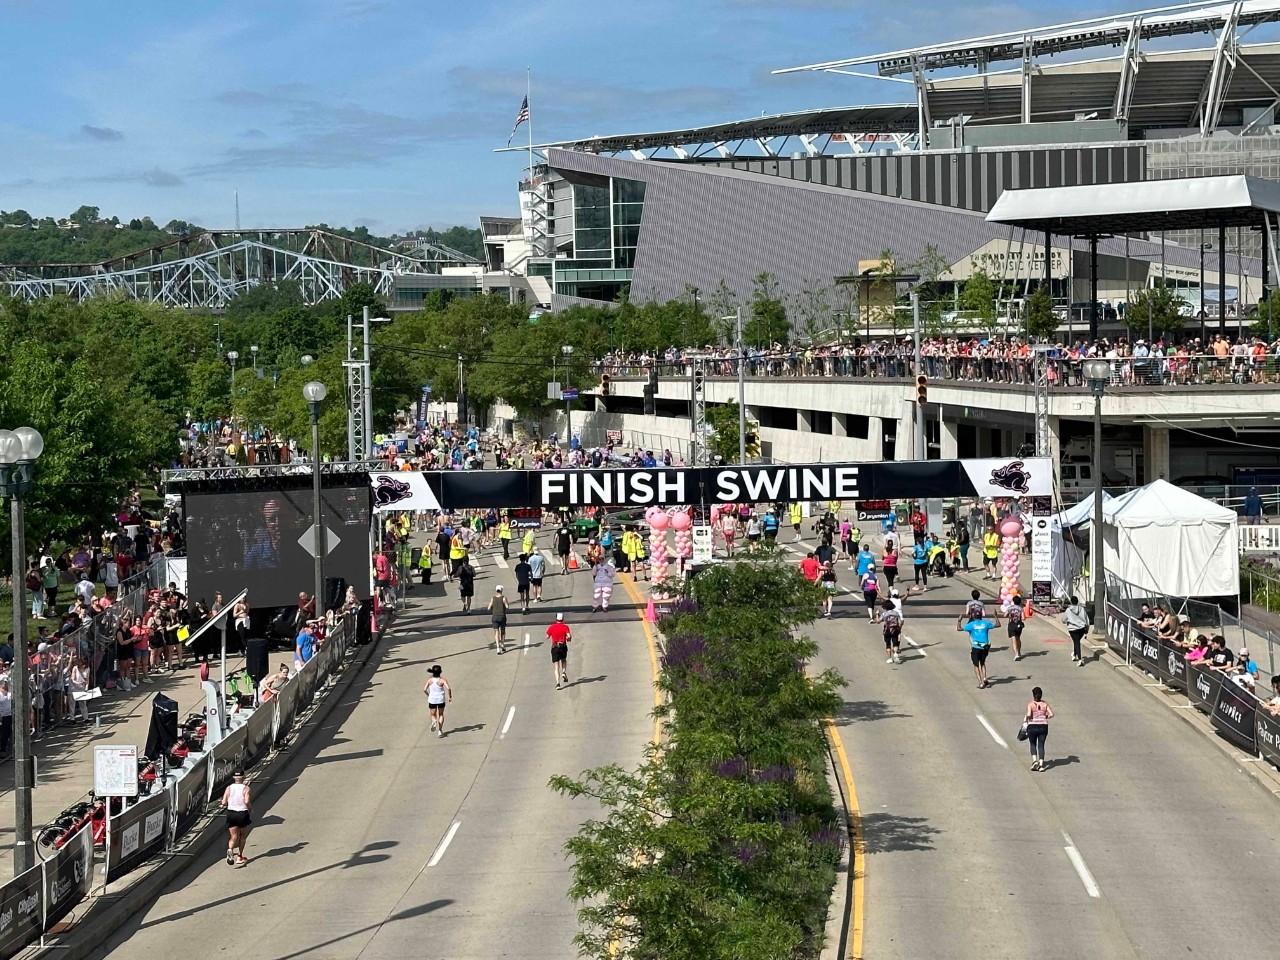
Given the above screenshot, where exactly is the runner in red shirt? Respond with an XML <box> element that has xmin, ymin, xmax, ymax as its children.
<box><xmin>546</xmin><ymin>613</ymin><xmax>573</xmax><ymax>689</ymax></box>
<box><xmin>799</xmin><ymin>553</ymin><xmax>821</xmax><ymax>582</ymax></box>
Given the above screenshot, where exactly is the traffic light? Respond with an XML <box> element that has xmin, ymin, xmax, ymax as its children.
<box><xmin>745</xmin><ymin>429</ymin><xmax>761</xmax><ymax>459</ymax></box>
<box><xmin>643</xmin><ymin>383</ymin><xmax>656</xmax><ymax>416</ymax></box>
<box><xmin>915</xmin><ymin>373</ymin><xmax>928</xmax><ymax>405</ymax></box>
<box><xmin>599</xmin><ymin>373</ymin><xmax>611</xmax><ymax>396</ymax></box>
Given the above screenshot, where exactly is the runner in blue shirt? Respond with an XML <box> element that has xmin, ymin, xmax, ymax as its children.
<box><xmin>856</xmin><ymin>543</ymin><xmax>875</xmax><ymax>577</ymax></box>
<box><xmin>762</xmin><ymin>510</ymin><xmax>780</xmax><ymax>542</ymax></box>
<box><xmin>957</xmin><ymin>609</ymin><xmax>1002</xmax><ymax>689</ymax></box>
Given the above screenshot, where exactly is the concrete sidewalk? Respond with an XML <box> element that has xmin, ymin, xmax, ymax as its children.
<box><xmin>0</xmin><ymin>653</ymin><xmax>246</xmax><ymax>876</ymax></box>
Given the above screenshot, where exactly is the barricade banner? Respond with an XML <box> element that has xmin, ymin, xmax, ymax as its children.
<box><xmin>243</xmin><ymin>701</ymin><xmax>275</xmax><ymax>769</ymax></box>
<box><xmin>1187</xmin><ymin>664</ymin><xmax>1224</xmax><ymax>715</ymax></box>
<box><xmin>1254</xmin><ymin>708</ymin><xmax>1280</xmax><ymax>768</ymax></box>
<box><xmin>1128</xmin><ymin>624</ymin><xmax>1163</xmax><ymax>675</ymax></box>
<box><xmin>0</xmin><ymin>864</ymin><xmax>44</xmax><ymax>960</ymax></box>
<box><xmin>1104</xmin><ymin>603</ymin><xmax>1131</xmax><ymax>657</ymax></box>
<box><xmin>207</xmin><ymin>724</ymin><xmax>248</xmax><ymax>803</ymax></box>
<box><xmin>1211</xmin><ymin>679</ymin><xmax>1260</xmax><ymax>751</ymax></box>
<box><xmin>105</xmin><ymin>790</ymin><xmax>169</xmax><ymax>884</ymax></box>
<box><xmin>296</xmin><ymin>652</ymin><xmax>321</xmax><ymax>713</ymax></box>
<box><xmin>170</xmin><ymin>759</ymin><xmax>209</xmax><ymax>843</ymax></box>
<box><xmin>1160</xmin><ymin>637</ymin><xmax>1188</xmax><ymax>691</ymax></box>
<box><xmin>273</xmin><ymin>668</ymin><xmax>303</xmax><ymax>746</ymax></box>
<box><xmin>42</xmin><ymin>823</ymin><xmax>92</xmax><ymax>931</ymax></box>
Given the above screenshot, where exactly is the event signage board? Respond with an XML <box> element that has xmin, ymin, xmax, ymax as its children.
<box><xmin>42</xmin><ymin>824</ymin><xmax>92</xmax><ymax>931</ymax></box>
<box><xmin>0</xmin><ymin>864</ymin><xmax>43</xmax><ymax>960</ymax></box>
<box><xmin>171</xmin><ymin>760</ymin><xmax>209</xmax><ymax>842</ymax></box>
<box><xmin>692</xmin><ymin>525</ymin><xmax>712</xmax><ymax>564</ymax></box>
<box><xmin>1128</xmin><ymin>624</ymin><xmax>1163</xmax><ymax>675</ymax></box>
<box><xmin>1187</xmin><ymin>664</ymin><xmax>1224</xmax><ymax>715</ymax></box>
<box><xmin>1254</xmin><ymin>708</ymin><xmax>1280</xmax><ymax>768</ymax></box>
<box><xmin>1104</xmin><ymin>603</ymin><xmax>1132</xmax><ymax>658</ymax></box>
<box><xmin>274</xmin><ymin>669</ymin><xmax>303</xmax><ymax>746</ymax></box>
<box><xmin>105</xmin><ymin>791</ymin><xmax>169</xmax><ymax>884</ymax></box>
<box><xmin>423</xmin><ymin>458</ymin><xmax>1053</xmax><ymax>510</ymax></box>
<box><xmin>854</xmin><ymin>499</ymin><xmax>893</xmax><ymax>521</ymax></box>
<box><xmin>94</xmin><ymin>744</ymin><xmax>139</xmax><ymax>798</ymax></box>
<box><xmin>1211</xmin><ymin>679</ymin><xmax>1260</xmax><ymax>751</ymax></box>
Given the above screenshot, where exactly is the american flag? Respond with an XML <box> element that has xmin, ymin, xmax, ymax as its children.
<box><xmin>507</xmin><ymin>96</ymin><xmax>530</xmax><ymax>146</ymax></box>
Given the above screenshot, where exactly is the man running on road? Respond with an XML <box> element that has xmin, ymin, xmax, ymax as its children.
<box><xmin>528</xmin><ymin>550</ymin><xmax>547</xmax><ymax>603</ymax></box>
<box><xmin>555</xmin><ymin>522</ymin><xmax>573</xmax><ymax>575</ymax></box>
<box><xmin>514</xmin><ymin>553</ymin><xmax>533</xmax><ymax>614</ymax></box>
<box><xmin>958</xmin><ymin>608</ymin><xmax>1002</xmax><ymax>689</ymax></box>
<box><xmin>547</xmin><ymin>613</ymin><xmax>572</xmax><ymax>689</ymax></box>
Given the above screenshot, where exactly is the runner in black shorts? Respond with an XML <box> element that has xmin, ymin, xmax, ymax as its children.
<box><xmin>514</xmin><ymin>554</ymin><xmax>532</xmax><ymax>614</ymax></box>
<box><xmin>555</xmin><ymin>523</ymin><xmax>572</xmax><ymax>575</ymax></box>
<box><xmin>546</xmin><ymin>613</ymin><xmax>572</xmax><ymax>688</ymax></box>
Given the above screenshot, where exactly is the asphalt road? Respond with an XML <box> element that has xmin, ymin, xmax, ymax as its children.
<box><xmin>803</xmin><ymin>556</ymin><xmax>1280</xmax><ymax>960</ymax></box>
<box><xmin>91</xmin><ymin>543</ymin><xmax>657</xmax><ymax>960</ymax></box>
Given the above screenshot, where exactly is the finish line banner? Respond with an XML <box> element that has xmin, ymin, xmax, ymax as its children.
<box><xmin>427</xmin><ymin>458</ymin><xmax>1051</xmax><ymax>509</ymax></box>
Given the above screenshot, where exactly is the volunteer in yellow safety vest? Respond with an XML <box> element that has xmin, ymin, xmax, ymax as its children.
<box><xmin>981</xmin><ymin>526</ymin><xmax>1000</xmax><ymax>582</ymax></box>
<box><xmin>498</xmin><ymin>518</ymin><xmax>512</xmax><ymax>560</ymax></box>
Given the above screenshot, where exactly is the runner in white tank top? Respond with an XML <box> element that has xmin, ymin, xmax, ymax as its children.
<box><xmin>220</xmin><ymin>772</ymin><xmax>252</xmax><ymax>865</ymax></box>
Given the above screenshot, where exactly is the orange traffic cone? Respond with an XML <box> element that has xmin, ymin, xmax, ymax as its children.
<box><xmin>1023</xmin><ymin>599</ymin><xmax>1034</xmax><ymax>620</ymax></box>
<box><xmin>568</xmin><ymin>552</ymin><xmax>579</xmax><ymax>571</ymax></box>
<box><xmin>645</xmin><ymin>596</ymin><xmax>656</xmax><ymax>623</ymax></box>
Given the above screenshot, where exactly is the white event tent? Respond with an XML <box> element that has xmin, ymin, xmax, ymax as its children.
<box><xmin>1051</xmin><ymin>491</ymin><xmax>1111</xmax><ymax>599</ymax></box>
<box><xmin>1100</xmin><ymin>479</ymin><xmax>1239</xmax><ymax>599</ymax></box>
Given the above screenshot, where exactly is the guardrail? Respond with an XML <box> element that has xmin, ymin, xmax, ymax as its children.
<box><xmin>1104</xmin><ymin>602</ymin><xmax>1277</xmax><ymax>766</ymax></box>
<box><xmin>0</xmin><ymin>612</ymin><xmax>361</xmax><ymax>956</ymax></box>
<box><xmin>599</xmin><ymin>351</ymin><xmax>1280</xmax><ymax>388</ymax></box>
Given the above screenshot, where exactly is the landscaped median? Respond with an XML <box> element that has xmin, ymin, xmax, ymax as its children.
<box><xmin>552</xmin><ymin>558</ymin><xmax>847</xmax><ymax>960</ymax></box>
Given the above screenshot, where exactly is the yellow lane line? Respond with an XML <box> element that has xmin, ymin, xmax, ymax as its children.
<box><xmin>824</xmin><ymin>719</ymin><xmax>866</xmax><ymax>960</ymax></box>
<box><xmin>619</xmin><ymin>573</ymin><xmax>663</xmax><ymax>744</ymax></box>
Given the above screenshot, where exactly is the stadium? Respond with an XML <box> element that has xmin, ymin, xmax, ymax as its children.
<box><xmin>510</xmin><ymin>0</ymin><xmax>1280</xmax><ymax>333</ymax></box>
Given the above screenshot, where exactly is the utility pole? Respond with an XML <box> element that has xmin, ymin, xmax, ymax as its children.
<box><xmin>362</xmin><ymin>306</ymin><xmax>373</xmax><ymax>456</ymax></box>
<box><xmin>457</xmin><ymin>354</ymin><xmax>466</xmax><ymax>426</ymax></box>
<box><xmin>736</xmin><ymin>306</ymin><xmax>746</xmax><ymax>464</ymax></box>
<box><xmin>912</xmin><ymin>292</ymin><xmax>925</xmax><ymax>460</ymax></box>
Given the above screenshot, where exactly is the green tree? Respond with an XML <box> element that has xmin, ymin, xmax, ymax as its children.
<box><xmin>908</xmin><ymin>243</ymin><xmax>950</xmax><ymax>336</ymax></box>
<box><xmin>1024</xmin><ymin>284</ymin><xmax>1058</xmax><ymax>340</ymax></box>
<box><xmin>791</xmin><ymin>279</ymin><xmax>833</xmax><ymax>343</ymax></box>
<box><xmin>960</xmin><ymin>267</ymin><xmax>998</xmax><ymax>331</ymax></box>
<box><xmin>706</xmin><ymin>401</ymin><xmax>744</xmax><ymax>463</ymax></box>
<box><xmin>707</xmin><ymin>279</ymin><xmax>738</xmax><ymax>344</ymax></box>
<box><xmin>1129</xmin><ymin>285</ymin><xmax>1188</xmax><ymax>338</ymax></box>
<box><xmin>1252</xmin><ymin>289</ymin><xmax>1280</xmax><ymax>338</ymax></box>
<box><xmin>746</xmin><ymin>272</ymin><xmax>789</xmax><ymax>347</ymax></box>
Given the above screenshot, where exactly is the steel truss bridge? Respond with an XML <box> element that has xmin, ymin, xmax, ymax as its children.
<box><xmin>0</xmin><ymin>228</ymin><xmax>481</xmax><ymax>309</ymax></box>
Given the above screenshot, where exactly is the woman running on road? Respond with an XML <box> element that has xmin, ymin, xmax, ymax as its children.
<box><xmin>423</xmin><ymin>664</ymin><xmax>452</xmax><ymax>737</ymax></box>
<box><xmin>860</xmin><ymin>567</ymin><xmax>879</xmax><ymax>621</ymax></box>
<box><xmin>487</xmin><ymin>586</ymin><xmax>509</xmax><ymax>654</ymax></box>
<box><xmin>1023</xmin><ymin>686</ymin><xmax>1054</xmax><ymax>771</ymax></box>
<box><xmin>219</xmin><ymin>771</ymin><xmax>252</xmax><ymax>866</ymax></box>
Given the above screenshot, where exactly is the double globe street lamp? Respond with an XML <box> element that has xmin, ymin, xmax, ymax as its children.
<box><xmin>0</xmin><ymin>426</ymin><xmax>45</xmax><ymax>875</ymax></box>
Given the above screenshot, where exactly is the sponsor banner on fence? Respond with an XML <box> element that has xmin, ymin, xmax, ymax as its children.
<box><xmin>1254</xmin><ymin>708</ymin><xmax>1280</xmax><ymax>768</ymax></box>
<box><xmin>0</xmin><ymin>864</ymin><xmax>43</xmax><ymax>960</ymax></box>
<box><xmin>1104</xmin><ymin>603</ymin><xmax>1132</xmax><ymax>658</ymax></box>
<box><xmin>296</xmin><ymin>653</ymin><xmax>321</xmax><ymax>713</ymax></box>
<box><xmin>1161</xmin><ymin>638</ymin><xmax>1188</xmax><ymax>691</ymax></box>
<box><xmin>273</xmin><ymin>668</ymin><xmax>303</xmax><ymax>746</ymax></box>
<box><xmin>243</xmin><ymin>701</ymin><xmax>275</xmax><ymax>769</ymax></box>
<box><xmin>426</xmin><ymin>458</ymin><xmax>1053</xmax><ymax>509</ymax></box>
<box><xmin>105</xmin><ymin>790</ymin><xmax>169</xmax><ymax>884</ymax></box>
<box><xmin>1128</xmin><ymin>624</ymin><xmax>1163</xmax><ymax>676</ymax></box>
<box><xmin>1187</xmin><ymin>665</ymin><xmax>1224</xmax><ymax>715</ymax></box>
<box><xmin>43</xmin><ymin>824</ymin><xmax>92</xmax><ymax>931</ymax></box>
<box><xmin>1211</xmin><ymin>679</ymin><xmax>1260</xmax><ymax>752</ymax></box>
<box><xmin>207</xmin><ymin>725</ymin><xmax>248</xmax><ymax>804</ymax></box>
<box><xmin>171</xmin><ymin>759</ymin><xmax>209</xmax><ymax>843</ymax></box>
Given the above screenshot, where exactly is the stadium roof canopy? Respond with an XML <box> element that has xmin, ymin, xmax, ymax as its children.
<box><xmin>775</xmin><ymin>0</ymin><xmax>1280</xmax><ymax>77</ymax></box>
<box><xmin>986</xmin><ymin>173</ymin><xmax>1280</xmax><ymax>234</ymax></box>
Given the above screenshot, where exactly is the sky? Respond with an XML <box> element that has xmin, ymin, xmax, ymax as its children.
<box><xmin>0</xmin><ymin>0</ymin><xmax>1210</xmax><ymax>234</ymax></box>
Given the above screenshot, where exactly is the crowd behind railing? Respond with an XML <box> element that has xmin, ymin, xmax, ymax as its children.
<box><xmin>596</xmin><ymin>333</ymin><xmax>1280</xmax><ymax>387</ymax></box>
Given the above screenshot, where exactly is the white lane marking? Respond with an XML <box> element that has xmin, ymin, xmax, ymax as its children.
<box><xmin>905</xmin><ymin>636</ymin><xmax>927</xmax><ymax>656</ymax></box>
<box><xmin>500</xmin><ymin>705</ymin><xmax>516</xmax><ymax>739</ymax></box>
<box><xmin>975</xmin><ymin>713</ymin><xmax>1009</xmax><ymax>749</ymax></box>
<box><xmin>1062</xmin><ymin>833</ymin><xmax>1101</xmax><ymax>898</ymax></box>
<box><xmin>428</xmin><ymin>821</ymin><xmax>462</xmax><ymax>867</ymax></box>
<box><xmin>523</xmin><ymin>631</ymin><xmax>530</xmax><ymax>655</ymax></box>
<box><xmin>495</xmin><ymin>555</ymin><xmax>510</xmax><ymax>569</ymax></box>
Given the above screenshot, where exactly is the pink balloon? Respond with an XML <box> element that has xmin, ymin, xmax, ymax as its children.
<box><xmin>998</xmin><ymin>517</ymin><xmax>1023</xmax><ymax>538</ymax></box>
<box><xmin>650</xmin><ymin>512</ymin><xmax>670</xmax><ymax>531</ymax></box>
<box><xmin>672</xmin><ymin>511</ymin><xmax>692</xmax><ymax>531</ymax></box>
<box><xmin>645</xmin><ymin>506</ymin><xmax>664</xmax><ymax>525</ymax></box>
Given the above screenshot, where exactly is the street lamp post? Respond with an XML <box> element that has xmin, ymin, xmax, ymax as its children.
<box><xmin>303</xmin><ymin>382</ymin><xmax>328</xmax><ymax>613</ymax></box>
<box><xmin>250</xmin><ymin>345</ymin><xmax>259</xmax><ymax>371</ymax></box>
<box><xmin>561</xmin><ymin>345</ymin><xmax>575</xmax><ymax>448</ymax></box>
<box><xmin>0</xmin><ymin>426</ymin><xmax>44</xmax><ymax>876</ymax></box>
<box><xmin>226</xmin><ymin>350</ymin><xmax>239</xmax><ymax>426</ymax></box>
<box><xmin>1083</xmin><ymin>358</ymin><xmax>1109</xmax><ymax>630</ymax></box>
<box><xmin>731</xmin><ymin>308</ymin><xmax>747</xmax><ymax>463</ymax></box>
<box><xmin>301</xmin><ymin>355</ymin><xmax>314</xmax><ymax>367</ymax></box>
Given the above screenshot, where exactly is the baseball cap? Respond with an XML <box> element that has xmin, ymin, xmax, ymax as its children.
<box><xmin>556</xmin><ymin>613</ymin><xmax>564</xmax><ymax>621</ymax></box>
<box><xmin>1239</xmin><ymin>647</ymin><xmax>1249</xmax><ymax>657</ymax></box>
<box><xmin>1178</xmin><ymin>614</ymin><xmax>1189</xmax><ymax>623</ymax></box>
<box><xmin>495</xmin><ymin>585</ymin><xmax>504</xmax><ymax>592</ymax></box>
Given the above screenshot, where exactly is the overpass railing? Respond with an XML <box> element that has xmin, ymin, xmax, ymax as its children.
<box><xmin>599</xmin><ymin>351</ymin><xmax>1280</xmax><ymax>388</ymax></box>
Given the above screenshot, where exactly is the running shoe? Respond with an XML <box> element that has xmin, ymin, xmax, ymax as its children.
<box><xmin>227</xmin><ymin>850</ymin><xmax>235</xmax><ymax>865</ymax></box>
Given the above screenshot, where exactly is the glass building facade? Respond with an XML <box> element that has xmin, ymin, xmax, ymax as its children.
<box><xmin>552</xmin><ymin>175</ymin><xmax>646</xmax><ymax>301</ymax></box>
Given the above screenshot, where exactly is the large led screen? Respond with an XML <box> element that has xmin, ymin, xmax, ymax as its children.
<box><xmin>184</xmin><ymin>484</ymin><xmax>371</xmax><ymax>609</ymax></box>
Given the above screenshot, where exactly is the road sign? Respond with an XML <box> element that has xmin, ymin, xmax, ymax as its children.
<box><xmin>692</xmin><ymin>525</ymin><xmax>713</xmax><ymax>564</ymax></box>
<box><xmin>561</xmin><ymin>388</ymin><xmax>579</xmax><ymax>400</ymax></box>
<box><xmin>605</xmin><ymin>429</ymin><xmax>623</xmax><ymax>444</ymax></box>
<box><xmin>94</xmin><ymin>744</ymin><xmax>139</xmax><ymax>798</ymax></box>
<box><xmin>298</xmin><ymin>524</ymin><xmax>342</xmax><ymax>558</ymax></box>
<box><xmin>547</xmin><ymin>381</ymin><xmax>561</xmax><ymax>400</ymax></box>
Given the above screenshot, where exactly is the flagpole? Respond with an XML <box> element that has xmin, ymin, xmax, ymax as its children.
<box><xmin>526</xmin><ymin>67</ymin><xmax>535</xmax><ymax>188</ymax></box>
